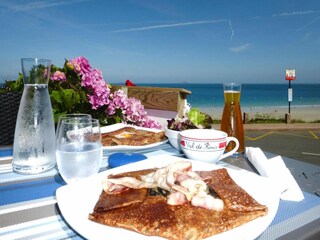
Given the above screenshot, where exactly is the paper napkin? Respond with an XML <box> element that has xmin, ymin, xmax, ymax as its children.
<box><xmin>246</xmin><ymin>147</ymin><xmax>304</xmax><ymax>202</ymax></box>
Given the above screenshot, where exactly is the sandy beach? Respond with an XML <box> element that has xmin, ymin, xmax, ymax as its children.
<box><xmin>199</xmin><ymin>105</ymin><xmax>320</xmax><ymax>122</ymax></box>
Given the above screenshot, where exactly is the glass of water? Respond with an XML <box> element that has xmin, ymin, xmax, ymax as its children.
<box><xmin>56</xmin><ymin>118</ymin><xmax>102</xmax><ymax>184</ymax></box>
<box><xmin>56</xmin><ymin>113</ymin><xmax>92</xmax><ymax>139</ymax></box>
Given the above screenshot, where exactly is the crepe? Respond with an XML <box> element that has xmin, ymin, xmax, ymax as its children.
<box><xmin>101</xmin><ymin>126</ymin><xmax>165</xmax><ymax>146</ymax></box>
<box><xmin>89</xmin><ymin>164</ymin><xmax>268</xmax><ymax>240</ymax></box>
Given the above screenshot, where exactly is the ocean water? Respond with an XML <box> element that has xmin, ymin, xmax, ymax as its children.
<box><xmin>2</xmin><ymin>81</ymin><xmax>318</xmax><ymax>110</ymax></box>
<box><xmin>139</xmin><ymin>83</ymin><xmax>320</xmax><ymax>109</ymax></box>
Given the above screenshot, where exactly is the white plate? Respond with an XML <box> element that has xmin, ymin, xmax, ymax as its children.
<box><xmin>56</xmin><ymin>156</ymin><xmax>280</xmax><ymax>240</ymax></box>
<box><xmin>101</xmin><ymin>123</ymin><xmax>167</xmax><ymax>151</ymax></box>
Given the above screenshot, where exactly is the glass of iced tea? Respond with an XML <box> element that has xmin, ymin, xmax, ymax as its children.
<box><xmin>220</xmin><ymin>83</ymin><xmax>244</xmax><ymax>156</ymax></box>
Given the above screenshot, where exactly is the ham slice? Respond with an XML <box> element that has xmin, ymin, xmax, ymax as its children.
<box><xmin>102</xmin><ymin>161</ymin><xmax>222</xmax><ymax>211</ymax></box>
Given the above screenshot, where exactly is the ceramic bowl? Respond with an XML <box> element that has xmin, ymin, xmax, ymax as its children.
<box><xmin>179</xmin><ymin>129</ymin><xmax>239</xmax><ymax>163</ymax></box>
<box><xmin>165</xmin><ymin>128</ymin><xmax>182</xmax><ymax>151</ymax></box>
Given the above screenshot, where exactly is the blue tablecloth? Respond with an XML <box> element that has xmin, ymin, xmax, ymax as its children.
<box><xmin>0</xmin><ymin>147</ymin><xmax>13</xmax><ymax>157</ymax></box>
<box><xmin>1</xmin><ymin>144</ymin><xmax>319</xmax><ymax>239</ymax></box>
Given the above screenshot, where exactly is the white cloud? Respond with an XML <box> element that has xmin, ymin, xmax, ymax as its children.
<box><xmin>229</xmin><ymin>44</ymin><xmax>251</xmax><ymax>53</ymax></box>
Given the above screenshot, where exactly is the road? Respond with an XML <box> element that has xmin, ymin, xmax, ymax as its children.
<box><xmin>245</xmin><ymin>130</ymin><xmax>320</xmax><ymax>166</ymax></box>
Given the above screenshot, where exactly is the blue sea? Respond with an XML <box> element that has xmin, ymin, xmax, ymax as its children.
<box><xmin>2</xmin><ymin>81</ymin><xmax>319</xmax><ymax>109</ymax></box>
<box><xmin>139</xmin><ymin>83</ymin><xmax>320</xmax><ymax>109</ymax></box>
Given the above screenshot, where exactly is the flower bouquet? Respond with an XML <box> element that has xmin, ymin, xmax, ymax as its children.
<box><xmin>3</xmin><ymin>56</ymin><xmax>161</xmax><ymax>129</ymax></box>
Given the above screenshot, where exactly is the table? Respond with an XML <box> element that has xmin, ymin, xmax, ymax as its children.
<box><xmin>1</xmin><ymin>143</ymin><xmax>320</xmax><ymax>239</ymax></box>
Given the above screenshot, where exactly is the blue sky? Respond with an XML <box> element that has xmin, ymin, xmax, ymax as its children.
<box><xmin>0</xmin><ymin>0</ymin><xmax>319</xmax><ymax>84</ymax></box>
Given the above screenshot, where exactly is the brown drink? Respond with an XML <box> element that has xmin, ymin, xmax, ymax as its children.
<box><xmin>220</xmin><ymin>84</ymin><xmax>244</xmax><ymax>154</ymax></box>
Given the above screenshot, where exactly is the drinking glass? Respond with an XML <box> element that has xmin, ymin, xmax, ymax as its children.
<box><xmin>220</xmin><ymin>83</ymin><xmax>245</xmax><ymax>155</ymax></box>
<box><xmin>56</xmin><ymin>113</ymin><xmax>92</xmax><ymax>139</ymax></box>
<box><xmin>56</xmin><ymin>118</ymin><xmax>102</xmax><ymax>184</ymax></box>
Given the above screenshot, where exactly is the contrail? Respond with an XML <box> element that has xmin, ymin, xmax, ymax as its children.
<box><xmin>298</xmin><ymin>15</ymin><xmax>320</xmax><ymax>30</ymax></box>
<box><xmin>276</xmin><ymin>10</ymin><xmax>320</xmax><ymax>17</ymax></box>
<box><xmin>113</xmin><ymin>19</ymin><xmax>227</xmax><ymax>33</ymax></box>
<box><xmin>229</xmin><ymin>20</ymin><xmax>234</xmax><ymax>42</ymax></box>
<box><xmin>7</xmin><ymin>0</ymin><xmax>89</xmax><ymax>12</ymax></box>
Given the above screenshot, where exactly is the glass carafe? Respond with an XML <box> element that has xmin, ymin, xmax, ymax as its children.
<box><xmin>12</xmin><ymin>58</ymin><xmax>56</xmax><ymax>174</ymax></box>
<box><xmin>220</xmin><ymin>83</ymin><xmax>244</xmax><ymax>155</ymax></box>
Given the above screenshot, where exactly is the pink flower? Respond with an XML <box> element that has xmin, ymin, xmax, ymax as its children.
<box><xmin>80</xmin><ymin>68</ymin><xmax>111</xmax><ymax>109</ymax></box>
<box><xmin>103</xmin><ymin>89</ymin><xmax>162</xmax><ymax>129</ymax></box>
<box><xmin>106</xmin><ymin>104</ymin><xmax>116</xmax><ymax>115</ymax></box>
<box><xmin>81</xmin><ymin>69</ymin><xmax>103</xmax><ymax>88</ymax></box>
<box><xmin>51</xmin><ymin>71</ymin><xmax>66</xmax><ymax>82</ymax></box>
<box><xmin>68</xmin><ymin>56</ymin><xmax>91</xmax><ymax>75</ymax></box>
<box><xmin>112</xmin><ymin>90</ymin><xmax>128</xmax><ymax>109</ymax></box>
<box><xmin>87</xmin><ymin>88</ymin><xmax>111</xmax><ymax>110</ymax></box>
<box><xmin>141</xmin><ymin>119</ymin><xmax>162</xmax><ymax>129</ymax></box>
<box><xmin>50</xmin><ymin>56</ymin><xmax>161</xmax><ymax>129</ymax></box>
<box><xmin>121</xmin><ymin>98</ymin><xmax>162</xmax><ymax>129</ymax></box>
<box><xmin>87</xmin><ymin>91</ymin><xmax>110</xmax><ymax>110</ymax></box>
<box><xmin>106</xmin><ymin>90</ymin><xmax>127</xmax><ymax>115</ymax></box>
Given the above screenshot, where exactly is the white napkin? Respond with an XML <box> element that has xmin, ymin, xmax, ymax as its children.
<box><xmin>246</xmin><ymin>147</ymin><xmax>304</xmax><ymax>202</ymax></box>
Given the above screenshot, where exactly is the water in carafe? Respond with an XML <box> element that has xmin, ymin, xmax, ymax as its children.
<box><xmin>13</xmin><ymin>58</ymin><xmax>56</xmax><ymax>174</ymax></box>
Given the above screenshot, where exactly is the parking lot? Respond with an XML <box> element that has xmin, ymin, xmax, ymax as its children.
<box><xmin>245</xmin><ymin>130</ymin><xmax>320</xmax><ymax>166</ymax></box>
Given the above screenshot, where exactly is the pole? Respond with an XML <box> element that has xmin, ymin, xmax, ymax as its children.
<box><xmin>286</xmin><ymin>69</ymin><xmax>295</xmax><ymax>116</ymax></box>
<box><xmin>288</xmin><ymin>80</ymin><xmax>291</xmax><ymax>114</ymax></box>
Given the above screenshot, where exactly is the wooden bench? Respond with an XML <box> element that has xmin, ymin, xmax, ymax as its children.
<box><xmin>112</xmin><ymin>85</ymin><xmax>191</xmax><ymax>128</ymax></box>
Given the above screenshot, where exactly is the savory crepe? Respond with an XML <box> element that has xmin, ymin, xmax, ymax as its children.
<box><xmin>101</xmin><ymin>126</ymin><xmax>166</xmax><ymax>146</ymax></box>
<box><xmin>89</xmin><ymin>161</ymin><xmax>268</xmax><ymax>240</ymax></box>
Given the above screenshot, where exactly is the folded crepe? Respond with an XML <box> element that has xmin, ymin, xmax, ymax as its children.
<box><xmin>89</xmin><ymin>165</ymin><xmax>268</xmax><ymax>240</ymax></box>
